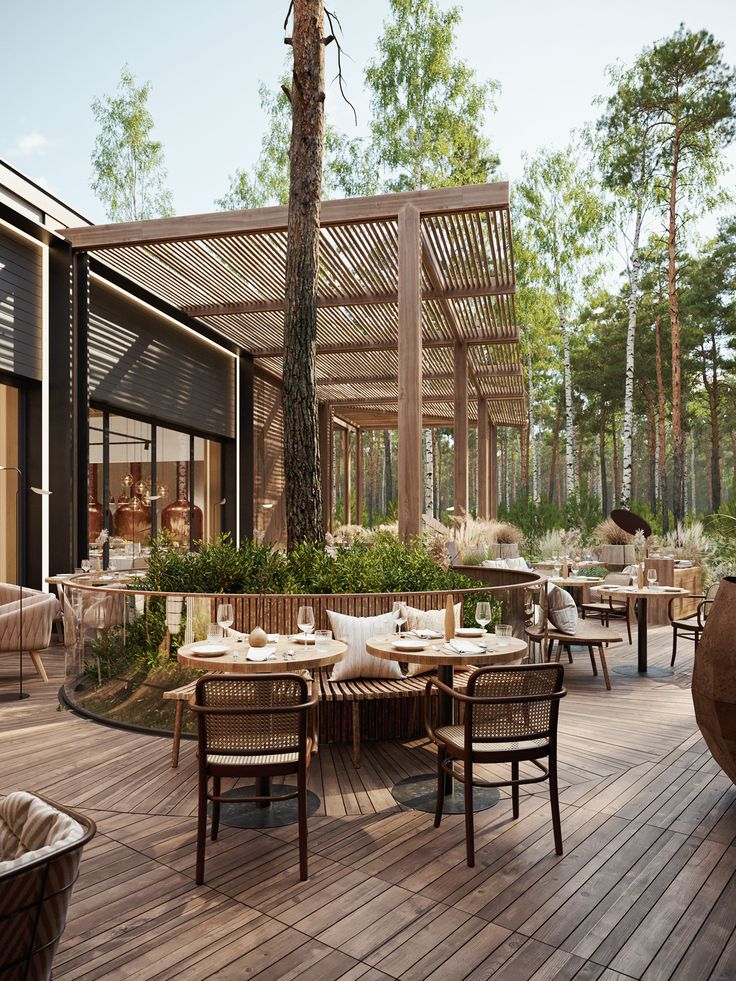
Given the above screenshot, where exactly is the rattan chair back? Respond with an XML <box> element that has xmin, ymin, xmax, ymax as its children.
<box><xmin>195</xmin><ymin>674</ymin><xmax>309</xmax><ymax>756</ymax></box>
<box><xmin>466</xmin><ymin>663</ymin><xmax>564</xmax><ymax>743</ymax></box>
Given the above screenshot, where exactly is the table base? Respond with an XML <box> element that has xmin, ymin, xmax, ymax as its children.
<box><xmin>392</xmin><ymin>773</ymin><xmax>501</xmax><ymax>813</ymax></box>
<box><xmin>212</xmin><ymin>785</ymin><xmax>321</xmax><ymax>829</ymax></box>
<box><xmin>612</xmin><ymin>664</ymin><xmax>674</xmax><ymax>679</ymax></box>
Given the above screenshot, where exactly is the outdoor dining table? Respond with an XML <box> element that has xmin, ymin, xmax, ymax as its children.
<box><xmin>598</xmin><ymin>584</ymin><xmax>689</xmax><ymax>677</ymax></box>
<box><xmin>177</xmin><ymin>634</ymin><xmax>347</xmax><ymax>829</ymax></box>
<box><xmin>366</xmin><ymin>632</ymin><xmax>528</xmax><ymax>813</ymax></box>
<box><xmin>547</xmin><ymin>575</ymin><xmax>603</xmax><ymax>605</ymax></box>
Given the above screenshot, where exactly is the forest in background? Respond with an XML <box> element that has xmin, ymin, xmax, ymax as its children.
<box><xmin>89</xmin><ymin>1</ymin><xmax>736</xmax><ymax>544</ymax></box>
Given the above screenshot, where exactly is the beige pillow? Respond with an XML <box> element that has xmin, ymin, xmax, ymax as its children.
<box><xmin>546</xmin><ymin>582</ymin><xmax>578</xmax><ymax>635</ymax></box>
<box><xmin>327</xmin><ymin>610</ymin><xmax>404</xmax><ymax>681</ymax></box>
<box><xmin>405</xmin><ymin>603</ymin><xmax>461</xmax><ymax>677</ymax></box>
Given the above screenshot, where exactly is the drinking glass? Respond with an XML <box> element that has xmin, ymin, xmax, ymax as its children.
<box><xmin>297</xmin><ymin>605</ymin><xmax>315</xmax><ymax>641</ymax></box>
<box><xmin>476</xmin><ymin>601</ymin><xmax>492</xmax><ymax>632</ymax></box>
<box><xmin>217</xmin><ymin>603</ymin><xmax>234</xmax><ymax>636</ymax></box>
<box><xmin>647</xmin><ymin>569</ymin><xmax>658</xmax><ymax>589</ymax></box>
<box><xmin>81</xmin><ymin>559</ymin><xmax>91</xmax><ymax>574</ymax></box>
<box><xmin>207</xmin><ymin>622</ymin><xmax>221</xmax><ymax>642</ymax></box>
<box><xmin>496</xmin><ymin>623</ymin><xmax>512</xmax><ymax>646</ymax></box>
<box><xmin>392</xmin><ymin>601</ymin><xmax>408</xmax><ymax>635</ymax></box>
<box><xmin>315</xmin><ymin>629</ymin><xmax>332</xmax><ymax>651</ymax></box>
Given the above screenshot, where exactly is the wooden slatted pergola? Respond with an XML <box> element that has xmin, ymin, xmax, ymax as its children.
<box><xmin>61</xmin><ymin>181</ymin><xmax>523</xmax><ymax>539</ymax></box>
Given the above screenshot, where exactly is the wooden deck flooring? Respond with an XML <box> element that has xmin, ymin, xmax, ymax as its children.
<box><xmin>2</xmin><ymin>623</ymin><xmax>736</xmax><ymax>980</ymax></box>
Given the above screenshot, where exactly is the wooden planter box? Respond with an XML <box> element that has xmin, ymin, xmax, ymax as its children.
<box><xmin>600</xmin><ymin>544</ymin><xmax>635</xmax><ymax>567</ymax></box>
<box><xmin>490</xmin><ymin>543</ymin><xmax>519</xmax><ymax>559</ymax></box>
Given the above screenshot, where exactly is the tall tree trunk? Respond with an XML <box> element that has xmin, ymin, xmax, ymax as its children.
<box><xmin>639</xmin><ymin>379</ymin><xmax>657</xmax><ymax>514</ymax></box>
<box><xmin>668</xmin><ymin>132</ymin><xmax>685</xmax><ymax>525</ymax></box>
<box><xmin>422</xmin><ymin>428</ymin><xmax>433</xmax><ymax>516</ymax></box>
<box><xmin>577</xmin><ymin>425</ymin><xmax>584</xmax><ymax>491</ymax></box>
<box><xmin>526</xmin><ymin>329</ymin><xmax>539</xmax><ymax>501</ymax></box>
<box><xmin>520</xmin><ymin>424</ymin><xmax>529</xmax><ymax>501</ymax></box>
<box><xmin>702</xmin><ymin>334</ymin><xmax>721</xmax><ymax>511</ymax></box>
<box><xmin>283</xmin><ymin>0</ymin><xmax>325</xmax><ymax>547</ymax></box>
<box><xmin>654</xmin><ymin>308</ymin><xmax>669</xmax><ymax>534</ymax></box>
<box><xmin>560</xmin><ymin>313</ymin><xmax>576</xmax><ymax>496</ymax></box>
<box><xmin>611</xmin><ymin>410</ymin><xmax>619</xmax><ymax>507</ymax></box>
<box><xmin>599</xmin><ymin>406</ymin><xmax>608</xmax><ymax>517</ymax></box>
<box><xmin>383</xmin><ymin>430</ymin><xmax>393</xmax><ymax>511</ymax></box>
<box><xmin>621</xmin><ymin>203</ymin><xmax>643</xmax><ymax>509</ymax></box>
<box><xmin>548</xmin><ymin>401</ymin><xmax>562</xmax><ymax>503</ymax></box>
<box><xmin>367</xmin><ymin>433</ymin><xmax>374</xmax><ymax>527</ymax></box>
<box><xmin>691</xmin><ymin>431</ymin><xmax>698</xmax><ymax>516</ymax></box>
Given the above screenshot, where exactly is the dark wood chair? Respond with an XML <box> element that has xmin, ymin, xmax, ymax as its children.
<box><xmin>580</xmin><ymin>573</ymin><xmax>635</xmax><ymax>644</ymax></box>
<box><xmin>424</xmin><ymin>664</ymin><xmax>566</xmax><ymax>867</ymax></box>
<box><xmin>669</xmin><ymin>583</ymin><xmax>720</xmax><ymax>667</ymax></box>
<box><xmin>191</xmin><ymin>673</ymin><xmax>316</xmax><ymax>884</ymax></box>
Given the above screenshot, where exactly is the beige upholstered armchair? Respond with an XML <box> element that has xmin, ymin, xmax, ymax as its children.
<box><xmin>0</xmin><ymin>584</ymin><xmax>60</xmax><ymax>682</ymax></box>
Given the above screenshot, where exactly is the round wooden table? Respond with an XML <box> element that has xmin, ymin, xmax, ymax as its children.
<box><xmin>178</xmin><ymin>635</ymin><xmax>347</xmax><ymax>829</ymax></box>
<box><xmin>366</xmin><ymin>632</ymin><xmax>528</xmax><ymax>813</ymax></box>
<box><xmin>598</xmin><ymin>585</ymin><xmax>689</xmax><ymax>677</ymax></box>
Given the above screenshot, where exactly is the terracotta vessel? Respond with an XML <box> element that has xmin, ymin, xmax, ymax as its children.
<box><xmin>161</xmin><ymin>461</ymin><xmax>203</xmax><ymax>546</ymax></box>
<box><xmin>88</xmin><ymin>465</ymin><xmax>104</xmax><ymax>542</ymax></box>
<box><xmin>248</xmin><ymin>627</ymin><xmax>268</xmax><ymax>648</ymax></box>
<box><xmin>692</xmin><ymin>577</ymin><xmax>736</xmax><ymax>783</ymax></box>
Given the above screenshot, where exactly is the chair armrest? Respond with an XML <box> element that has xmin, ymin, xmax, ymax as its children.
<box><xmin>668</xmin><ymin>594</ymin><xmax>702</xmax><ymax>622</ymax></box>
<box><xmin>697</xmin><ymin>600</ymin><xmax>715</xmax><ymax>629</ymax></box>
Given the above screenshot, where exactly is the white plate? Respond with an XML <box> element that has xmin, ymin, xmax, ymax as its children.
<box><xmin>291</xmin><ymin>635</ymin><xmax>317</xmax><ymax>644</ymax></box>
<box><xmin>392</xmin><ymin>639</ymin><xmax>428</xmax><ymax>653</ymax></box>
<box><xmin>190</xmin><ymin>644</ymin><xmax>228</xmax><ymax>657</ymax></box>
<box><xmin>456</xmin><ymin>627</ymin><xmax>485</xmax><ymax>637</ymax></box>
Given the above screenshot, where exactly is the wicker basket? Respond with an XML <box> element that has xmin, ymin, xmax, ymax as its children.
<box><xmin>0</xmin><ymin>793</ymin><xmax>96</xmax><ymax>981</ymax></box>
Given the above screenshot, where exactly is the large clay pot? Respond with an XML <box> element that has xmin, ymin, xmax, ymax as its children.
<box><xmin>692</xmin><ymin>577</ymin><xmax>736</xmax><ymax>783</ymax></box>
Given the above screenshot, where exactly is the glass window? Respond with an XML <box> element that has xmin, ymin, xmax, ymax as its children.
<box><xmin>0</xmin><ymin>383</ymin><xmax>19</xmax><ymax>583</ymax></box>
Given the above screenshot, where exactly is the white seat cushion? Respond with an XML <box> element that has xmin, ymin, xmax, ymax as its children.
<box><xmin>0</xmin><ymin>791</ymin><xmax>84</xmax><ymax>875</ymax></box>
<box><xmin>506</xmin><ymin>557</ymin><xmax>530</xmax><ymax>571</ymax></box>
<box><xmin>481</xmin><ymin>559</ymin><xmax>508</xmax><ymax>569</ymax></box>
<box><xmin>435</xmin><ymin>726</ymin><xmax>548</xmax><ymax>754</ymax></box>
<box><xmin>208</xmin><ymin>752</ymin><xmax>299</xmax><ymax>766</ymax></box>
<box><xmin>404</xmin><ymin>603</ymin><xmax>461</xmax><ymax>676</ymax></box>
<box><xmin>546</xmin><ymin>582</ymin><xmax>578</xmax><ymax>635</ymax></box>
<box><xmin>327</xmin><ymin>610</ymin><xmax>403</xmax><ymax>681</ymax></box>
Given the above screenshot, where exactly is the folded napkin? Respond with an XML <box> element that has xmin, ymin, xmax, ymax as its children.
<box><xmin>409</xmin><ymin>629</ymin><xmax>444</xmax><ymax>639</ymax></box>
<box><xmin>445</xmin><ymin>638</ymin><xmax>485</xmax><ymax>655</ymax></box>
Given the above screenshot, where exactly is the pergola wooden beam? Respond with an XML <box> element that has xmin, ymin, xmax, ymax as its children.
<box><xmin>60</xmin><ymin>182</ymin><xmax>510</xmax><ymax>251</ymax></box>
<box><xmin>253</xmin><ymin>329</ymin><xmax>520</xmax><ymax>359</ymax></box>
<box><xmin>317</xmin><ymin>366</ymin><xmax>522</xmax><ymax>387</ymax></box>
<box><xmin>477</xmin><ymin>398</ymin><xmax>489</xmax><ymax>519</ymax></box>
<box><xmin>327</xmin><ymin>394</ymin><xmax>522</xmax><ymax>407</ymax></box>
<box><xmin>184</xmin><ymin>281</ymin><xmax>513</xmax><ymax>318</ymax></box>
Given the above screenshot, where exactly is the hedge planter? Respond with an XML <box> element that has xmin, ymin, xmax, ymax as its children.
<box><xmin>692</xmin><ymin>577</ymin><xmax>736</xmax><ymax>784</ymax></box>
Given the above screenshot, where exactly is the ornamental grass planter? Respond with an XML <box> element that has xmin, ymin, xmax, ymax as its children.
<box><xmin>490</xmin><ymin>543</ymin><xmax>519</xmax><ymax>559</ymax></box>
<box><xmin>600</xmin><ymin>544</ymin><xmax>636</xmax><ymax>567</ymax></box>
<box><xmin>692</xmin><ymin>577</ymin><xmax>736</xmax><ymax>784</ymax></box>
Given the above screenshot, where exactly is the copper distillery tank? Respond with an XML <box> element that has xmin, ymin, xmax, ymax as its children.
<box><xmin>88</xmin><ymin>464</ymin><xmax>104</xmax><ymax>542</ymax></box>
<box><xmin>115</xmin><ymin>462</ymin><xmax>151</xmax><ymax>543</ymax></box>
<box><xmin>162</xmin><ymin>461</ymin><xmax>203</xmax><ymax>546</ymax></box>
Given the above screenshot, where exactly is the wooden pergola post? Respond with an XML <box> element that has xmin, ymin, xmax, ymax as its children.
<box><xmin>477</xmin><ymin>397</ymin><xmax>489</xmax><ymax>519</ymax></box>
<box><xmin>355</xmin><ymin>428</ymin><xmax>363</xmax><ymax>526</ymax></box>
<box><xmin>318</xmin><ymin>402</ymin><xmax>332</xmax><ymax>534</ymax></box>
<box><xmin>398</xmin><ymin>205</ymin><xmax>422</xmax><ymax>540</ymax></box>
<box><xmin>489</xmin><ymin>422</ymin><xmax>498</xmax><ymax>519</ymax></box>
<box><xmin>453</xmin><ymin>341</ymin><xmax>468</xmax><ymax>518</ymax></box>
<box><xmin>343</xmin><ymin>428</ymin><xmax>351</xmax><ymax>525</ymax></box>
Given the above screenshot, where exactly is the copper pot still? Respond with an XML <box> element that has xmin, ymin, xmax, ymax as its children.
<box><xmin>161</xmin><ymin>461</ymin><xmax>203</xmax><ymax>546</ymax></box>
<box><xmin>115</xmin><ymin>462</ymin><xmax>151</xmax><ymax>543</ymax></box>
<box><xmin>88</xmin><ymin>464</ymin><xmax>104</xmax><ymax>542</ymax></box>
<box><xmin>692</xmin><ymin>577</ymin><xmax>736</xmax><ymax>783</ymax></box>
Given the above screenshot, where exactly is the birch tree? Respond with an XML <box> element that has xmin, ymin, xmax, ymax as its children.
<box><xmin>516</xmin><ymin>148</ymin><xmax>608</xmax><ymax>498</ymax></box>
<box><xmin>595</xmin><ymin>64</ymin><xmax>657</xmax><ymax>508</ymax></box>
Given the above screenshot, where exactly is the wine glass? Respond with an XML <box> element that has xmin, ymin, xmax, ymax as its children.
<box><xmin>647</xmin><ymin>569</ymin><xmax>658</xmax><ymax>589</ymax></box>
<box><xmin>297</xmin><ymin>605</ymin><xmax>315</xmax><ymax>642</ymax></box>
<box><xmin>392</xmin><ymin>601</ymin><xmax>408</xmax><ymax>635</ymax></box>
<box><xmin>217</xmin><ymin>603</ymin><xmax>234</xmax><ymax>638</ymax></box>
<box><xmin>81</xmin><ymin>559</ymin><xmax>91</xmax><ymax>575</ymax></box>
<box><xmin>552</xmin><ymin>555</ymin><xmax>561</xmax><ymax>577</ymax></box>
<box><xmin>476</xmin><ymin>601</ymin><xmax>492</xmax><ymax>633</ymax></box>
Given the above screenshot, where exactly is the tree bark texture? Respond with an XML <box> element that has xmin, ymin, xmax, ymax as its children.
<box><xmin>621</xmin><ymin>203</ymin><xmax>643</xmax><ymax>509</ymax></box>
<box><xmin>282</xmin><ymin>0</ymin><xmax>325</xmax><ymax>548</ymax></box>
<box><xmin>549</xmin><ymin>401</ymin><xmax>561</xmax><ymax>504</ymax></box>
<box><xmin>423</xmin><ymin>428</ymin><xmax>434</xmax><ymax>515</ymax></box>
<box><xmin>383</xmin><ymin>430</ymin><xmax>393</xmax><ymax>511</ymax></box>
<box><xmin>701</xmin><ymin>335</ymin><xmax>721</xmax><ymax>511</ymax></box>
<box><xmin>668</xmin><ymin>132</ymin><xmax>685</xmax><ymax>525</ymax></box>
<box><xmin>654</xmin><ymin>309</ymin><xmax>669</xmax><ymax>533</ymax></box>
<box><xmin>560</xmin><ymin>314</ymin><xmax>576</xmax><ymax>496</ymax></box>
<box><xmin>599</xmin><ymin>407</ymin><xmax>608</xmax><ymax>517</ymax></box>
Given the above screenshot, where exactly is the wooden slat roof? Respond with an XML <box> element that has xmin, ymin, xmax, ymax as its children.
<box><xmin>62</xmin><ymin>182</ymin><xmax>525</xmax><ymax>427</ymax></box>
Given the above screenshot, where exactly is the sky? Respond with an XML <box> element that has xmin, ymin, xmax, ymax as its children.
<box><xmin>3</xmin><ymin>0</ymin><xmax>736</xmax><ymax>225</ymax></box>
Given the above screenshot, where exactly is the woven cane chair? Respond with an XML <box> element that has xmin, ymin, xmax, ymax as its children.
<box><xmin>580</xmin><ymin>573</ymin><xmax>635</xmax><ymax>644</ymax></box>
<box><xmin>191</xmin><ymin>674</ymin><xmax>316</xmax><ymax>884</ymax></box>
<box><xmin>424</xmin><ymin>664</ymin><xmax>566</xmax><ymax>867</ymax></box>
<box><xmin>669</xmin><ymin>582</ymin><xmax>720</xmax><ymax>666</ymax></box>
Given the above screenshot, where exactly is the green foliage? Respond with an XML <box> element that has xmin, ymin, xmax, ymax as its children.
<box><xmin>564</xmin><ymin>485</ymin><xmax>603</xmax><ymax>539</ymax></box>
<box><xmin>91</xmin><ymin>65</ymin><xmax>174</xmax><ymax>221</ymax></box>
<box><xmin>499</xmin><ymin>499</ymin><xmax>564</xmax><ymax>560</ymax></box>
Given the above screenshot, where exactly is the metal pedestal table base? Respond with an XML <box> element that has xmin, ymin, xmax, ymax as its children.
<box><xmin>612</xmin><ymin>665</ymin><xmax>674</xmax><ymax>679</ymax></box>
<box><xmin>213</xmin><ymin>785</ymin><xmax>321</xmax><ymax>829</ymax></box>
<box><xmin>392</xmin><ymin>773</ymin><xmax>500</xmax><ymax>813</ymax></box>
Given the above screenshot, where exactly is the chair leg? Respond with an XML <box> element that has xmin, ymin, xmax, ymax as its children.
<box><xmin>298</xmin><ymin>765</ymin><xmax>309</xmax><ymax>881</ymax></box>
<box><xmin>211</xmin><ymin>776</ymin><xmax>221</xmax><ymax>841</ymax></box>
<box><xmin>626</xmin><ymin>604</ymin><xmax>632</xmax><ymax>645</ymax></box>
<box><xmin>464</xmin><ymin>760</ymin><xmax>475</xmax><ymax>868</ymax></box>
<box><xmin>171</xmin><ymin>701</ymin><xmax>184</xmax><ymax>768</ymax></box>
<box><xmin>29</xmin><ymin>651</ymin><xmax>49</xmax><ymax>683</ymax></box>
<box><xmin>694</xmin><ymin>629</ymin><xmax>702</xmax><ymax>652</ymax></box>
<box><xmin>511</xmin><ymin>760</ymin><xmax>519</xmax><ymax>819</ymax></box>
<box><xmin>434</xmin><ymin>746</ymin><xmax>447</xmax><ymax>828</ymax></box>
<box><xmin>598</xmin><ymin>645</ymin><xmax>612</xmax><ymax>690</ymax></box>
<box><xmin>196</xmin><ymin>773</ymin><xmax>208</xmax><ymax>885</ymax></box>
<box><xmin>351</xmin><ymin>702</ymin><xmax>361</xmax><ymax>769</ymax></box>
<box><xmin>546</xmin><ymin>640</ymin><xmax>554</xmax><ymax>663</ymax></box>
<box><xmin>671</xmin><ymin>627</ymin><xmax>678</xmax><ymax>667</ymax></box>
<box><xmin>587</xmin><ymin>645</ymin><xmax>598</xmax><ymax>677</ymax></box>
<box><xmin>548</xmin><ymin>750</ymin><xmax>563</xmax><ymax>856</ymax></box>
